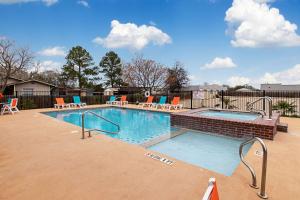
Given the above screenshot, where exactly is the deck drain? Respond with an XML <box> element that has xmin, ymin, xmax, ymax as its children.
<box><xmin>145</xmin><ymin>152</ymin><xmax>174</xmax><ymax>165</ymax></box>
<box><xmin>255</xmin><ymin>150</ymin><xmax>263</xmax><ymax>157</ymax></box>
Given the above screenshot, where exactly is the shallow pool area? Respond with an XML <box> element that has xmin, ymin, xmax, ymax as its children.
<box><xmin>148</xmin><ymin>131</ymin><xmax>252</xmax><ymax>176</ymax></box>
<box><xmin>198</xmin><ymin>110</ymin><xmax>260</xmax><ymax>121</ymax></box>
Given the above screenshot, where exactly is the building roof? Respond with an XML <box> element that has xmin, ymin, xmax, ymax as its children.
<box><xmin>6</xmin><ymin>79</ymin><xmax>57</xmax><ymax>87</ymax></box>
<box><xmin>261</xmin><ymin>83</ymin><xmax>300</xmax><ymax>91</ymax></box>
<box><xmin>182</xmin><ymin>84</ymin><xmax>227</xmax><ymax>91</ymax></box>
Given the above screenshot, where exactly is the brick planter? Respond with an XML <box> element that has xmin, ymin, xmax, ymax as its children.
<box><xmin>171</xmin><ymin>109</ymin><xmax>280</xmax><ymax>140</ymax></box>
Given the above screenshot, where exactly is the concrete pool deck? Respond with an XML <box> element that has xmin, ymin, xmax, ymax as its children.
<box><xmin>0</xmin><ymin>104</ymin><xmax>300</xmax><ymax>200</ymax></box>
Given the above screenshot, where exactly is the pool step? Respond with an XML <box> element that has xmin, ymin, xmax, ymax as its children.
<box><xmin>141</xmin><ymin>127</ymin><xmax>188</xmax><ymax>148</ymax></box>
<box><xmin>277</xmin><ymin>122</ymin><xmax>288</xmax><ymax>133</ymax></box>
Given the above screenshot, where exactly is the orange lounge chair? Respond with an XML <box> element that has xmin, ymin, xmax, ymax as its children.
<box><xmin>54</xmin><ymin>98</ymin><xmax>71</xmax><ymax>109</ymax></box>
<box><xmin>1</xmin><ymin>98</ymin><xmax>19</xmax><ymax>115</ymax></box>
<box><xmin>139</xmin><ymin>96</ymin><xmax>154</xmax><ymax>107</ymax></box>
<box><xmin>113</xmin><ymin>95</ymin><xmax>128</xmax><ymax>106</ymax></box>
<box><xmin>165</xmin><ymin>96</ymin><xmax>183</xmax><ymax>110</ymax></box>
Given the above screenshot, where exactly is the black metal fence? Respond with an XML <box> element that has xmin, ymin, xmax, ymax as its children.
<box><xmin>1</xmin><ymin>90</ymin><xmax>300</xmax><ymax>117</ymax></box>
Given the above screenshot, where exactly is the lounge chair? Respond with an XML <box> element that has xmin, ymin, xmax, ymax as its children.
<box><xmin>106</xmin><ymin>96</ymin><xmax>116</xmax><ymax>104</ymax></box>
<box><xmin>139</xmin><ymin>96</ymin><xmax>154</xmax><ymax>107</ymax></box>
<box><xmin>113</xmin><ymin>95</ymin><xmax>128</xmax><ymax>106</ymax></box>
<box><xmin>1</xmin><ymin>98</ymin><xmax>19</xmax><ymax>115</ymax></box>
<box><xmin>73</xmin><ymin>96</ymin><xmax>87</xmax><ymax>107</ymax></box>
<box><xmin>153</xmin><ymin>96</ymin><xmax>167</xmax><ymax>109</ymax></box>
<box><xmin>54</xmin><ymin>98</ymin><xmax>71</xmax><ymax>109</ymax></box>
<box><xmin>165</xmin><ymin>96</ymin><xmax>183</xmax><ymax>110</ymax></box>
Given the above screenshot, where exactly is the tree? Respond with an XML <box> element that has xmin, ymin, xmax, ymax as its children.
<box><xmin>166</xmin><ymin>61</ymin><xmax>189</xmax><ymax>92</ymax></box>
<box><xmin>123</xmin><ymin>55</ymin><xmax>168</xmax><ymax>93</ymax></box>
<box><xmin>0</xmin><ymin>39</ymin><xmax>33</xmax><ymax>92</ymax></box>
<box><xmin>273</xmin><ymin>101</ymin><xmax>296</xmax><ymax>116</ymax></box>
<box><xmin>99</xmin><ymin>51</ymin><xmax>123</xmax><ymax>88</ymax></box>
<box><xmin>62</xmin><ymin>46</ymin><xmax>98</xmax><ymax>89</ymax></box>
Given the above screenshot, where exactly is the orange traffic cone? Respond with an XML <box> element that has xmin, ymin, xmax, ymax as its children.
<box><xmin>210</xmin><ymin>179</ymin><xmax>219</xmax><ymax>200</ymax></box>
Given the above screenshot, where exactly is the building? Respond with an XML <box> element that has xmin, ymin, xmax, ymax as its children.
<box><xmin>182</xmin><ymin>84</ymin><xmax>228</xmax><ymax>91</ymax></box>
<box><xmin>260</xmin><ymin>83</ymin><xmax>300</xmax><ymax>91</ymax></box>
<box><xmin>3</xmin><ymin>77</ymin><xmax>56</xmax><ymax>96</ymax></box>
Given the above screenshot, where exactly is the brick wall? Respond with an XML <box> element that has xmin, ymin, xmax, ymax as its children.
<box><xmin>171</xmin><ymin>110</ymin><xmax>279</xmax><ymax>140</ymax></box>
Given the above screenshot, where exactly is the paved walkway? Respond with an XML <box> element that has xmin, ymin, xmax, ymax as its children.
<box><xmin>0</xmin><ymin>106</ymin><xmax>299</xmax><ymax>200</ymax></box>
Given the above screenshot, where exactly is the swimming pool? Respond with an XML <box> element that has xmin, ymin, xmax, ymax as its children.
<box><xmin>198</xmin><ymin>110</ymin><xmax>259</xmax><ymax>121</ymax></box>
<box><xmin>45</xmin><ymin>107</ymin><xmax>251</xmax><ymax>176</ymax></box>
<box><xmin>149</xmin><ymin>131</ymin><xmax>251</xmax><ymax>176</ymax></box>
<box><xmin>45</xmin><ymin>107</ymin><xmax>171</xmax><ymax>144</ymax></box>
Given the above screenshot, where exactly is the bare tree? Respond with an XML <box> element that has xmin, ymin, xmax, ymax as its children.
<box><xmin>123</xmin><ymin>55</ymin><xmax>168</xmax><ymax>93</ymax></box>
<box><xmin>0</xmin><ymin>39</ymin><xmax>33</xmax><ymax>92</ymax></box>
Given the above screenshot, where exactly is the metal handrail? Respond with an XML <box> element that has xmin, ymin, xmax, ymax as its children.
<box><xmin>246</xmin><ymin>96</ymin><xmax>272</xmax><ymax>119</ymax></box>
<box><xmin>81</xmin><ymin>110</ymin><xmax>120</xmax><ymax>139</ymax></box>
<box><xmin>239</xmin><ymin>137</ymin><xmax>268</xmax><ymax>199</ymax></box>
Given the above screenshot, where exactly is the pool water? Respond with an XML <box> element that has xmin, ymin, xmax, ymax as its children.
<box><xmin>149</xmin><ymin>131</ymin><xmax>252</xmax><ymax>176</ymax></box>
<box><xmin>198</xmin><ymin>110</ymin><xmax>259</xmax><ymax>121</ymax></box>
<box><xmin>45</xmin><ymin>107</ymin><xmax>170</xmax><ymax>144</ymax></box>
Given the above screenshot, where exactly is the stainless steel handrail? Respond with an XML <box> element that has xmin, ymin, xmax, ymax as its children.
<box><xmin>239</xmin><ymin>137</ymin><xmax>268</xmax><ymax>199</ymax></box>
<box><xmin>246</xmin><ymin>96</ymin><xmax>272</xmax><ymax>119</ymax></box>
<box><xmin>81</xmin><ymin>110</ymin><xmax>120</xmax><ymax>139</ymax></box>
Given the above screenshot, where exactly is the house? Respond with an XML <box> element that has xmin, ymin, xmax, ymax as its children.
<box><xmin>260</xmin><ymin>83</ymin><xmax>300</xmax><ymax>91</ymax></box>
<box><xmin>182</xmin><ymin>84</ymin><xmax>228</xmax><ymax>92</ymax></box>
<box><xmin>235</xmin><ymin>88</ymin><xmax>255</xmax><ymax>92</ymax></box>
<box><xmin>3</xmin><ymin>77</ymin><xmax>56</xmax><ymax>96</ymax></box>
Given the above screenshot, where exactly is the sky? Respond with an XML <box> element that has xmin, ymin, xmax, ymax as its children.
<box><xmin>0</xmin><ymin>0</ymin><xmax>300</xmax><ymax>88</ymax></box>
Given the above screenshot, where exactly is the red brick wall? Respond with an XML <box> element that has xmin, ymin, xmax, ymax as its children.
<box><xmin>171</xmin><ymin>114</ymin><xmax>277</xmax><ymax>140</ymax></box>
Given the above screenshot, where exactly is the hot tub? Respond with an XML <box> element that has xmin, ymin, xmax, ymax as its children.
<box><xmin>171</xmin><ymin>108</ymin><xmax>280</xmax><ymax>140</ymax></box>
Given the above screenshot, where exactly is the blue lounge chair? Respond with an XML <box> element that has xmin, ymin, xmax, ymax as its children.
<box><xmin>106</xmin><ymin>96</ymin><xmax>116</xmax><ymax>104</ymax></box>
<box><xmin>73</xmin><ymin>96</ymin><xmax>87</xmax><ymax>107</ymax></box>
<box><xmin>153</xmin><ymin>96</ymin><xmax>167</xmax><ymax>109</ymax></box>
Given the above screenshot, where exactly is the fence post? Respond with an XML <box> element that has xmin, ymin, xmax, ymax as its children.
<box><xmin>50</xmin><ymin>90</ymin><xmax>54</xmax><ymax>107</ymax></box>
<box><xmin>263</xmin><ymin>90</ymin><xmax>266</xmax><ymax>111</ymax></box>
<box><xmin>221</xmin><ymin>90</ymin><xmax>224</xmax><ymax>109</ymax></box>
<box><xmin>190</xmin><ymin>91</ymin><xmax>193</xmax><ymax>109</ymax></box>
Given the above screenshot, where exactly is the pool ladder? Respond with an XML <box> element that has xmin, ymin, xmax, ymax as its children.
<box><xmin>81</xmin><ymin>110</ymin><xmax>120</xmax><ymax>139</ymax></box>
<box><xmin>239</xmin><ymin>137</ymin><xmax>268</xmax><ymax>199</ymax></box>
<box><xmin>246</xmin><ymin>96</ymin><xmax>273</xmax><ymax>120</ymax></box>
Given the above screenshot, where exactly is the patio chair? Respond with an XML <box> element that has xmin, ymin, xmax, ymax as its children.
<box><xmin>1</xmin><ymin>98</ymin><xmax>19</xmax><ymax>115</ymax></box>
<box><xmin>73</xmin><ymin>96</ymin><xmax>87</xmax><ymax>108</ymax></box>
<box><xmin>113</xmin><ymin>95</ymin><xmax>128</xmax><ymax>106</ymax></box>
<box><xmin>153</xmin><ymin>96</ymin><xmax>167</xmax><ymax>109</ymax></box>
<box><xmin>139</xmin><ymin>96</ymin><xmax>154</xmax><ymax>107</ymax></box>
<box><xmin>54</xmin><ymin>98</ymin><xmax>71</xmax><ymax>109</ymax></box>
<box><xmin>106</xmin><ymin>96</ymin><xmax>116</xmax><ymax>104</ymax></box>
<box><xmin>165</xmin><ymin>96</ymin><xmax>183</xmax><ymax>110</ymax></box>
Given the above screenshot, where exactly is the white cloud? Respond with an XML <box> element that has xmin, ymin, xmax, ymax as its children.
<box><xmin>0</xmin><ymin>0</ymin><xmax>58</xmax><ymax>6</ymax></box>
<box><xmin>260</xmin><ymin>64</ymin><xmax>300</xmax><ymax>84</ymax></box>
<box><xmin>202</xmin><ymin>57</ymin><xmax>237</xmax><ymax>69</ymax></box>
<box><xmin>42</xmin><ymin>0</ymin><xmax>57</xmax><ymax>6</ymax></box>
<box><xmin>225</xmin><ymin>0</ymin><xmax>300</xmax><ymax>47</ymax></box>
<box><xmin>0</xmin><ymin>35</ymin><xmax>6</xmax><ymax>40</ymax></box>
<box><xmin>29</xmin><ymin>60</ymin><xmax>61</xmax><ymax>72</ymax></box>
<box><xmin>93</xmin><ymin>20</ymin><xmax>171</xmax><ymax>50</ymax></box>
<box><xmin>77</xmin><ymin>0</ymin><xmax>88</xmax><ymax>7</ymax></box>
<box><xmin>227</xmin><ymin>76</ymin><xmax>251</xmax><ymax>86</ymax></box>
<box><xmin>38</xmin><ymin>46</ymin><xmax>66</xmax><ymax>57</ymax></box>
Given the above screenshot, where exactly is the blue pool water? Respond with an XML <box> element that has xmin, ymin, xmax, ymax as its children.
<box><xmin>45</xmin><ymin>108</ymin><xmax>170</xmax><ymax>144</ymax></box>
<box><xmin>198</xmin><ymin>110</ymin><xmax>259</xmax><ymax>121</ymax></box>
<box><xmin>149</xmin><ymin>131</ymin><xmax>251</xmax><ymax>176</ymax></box>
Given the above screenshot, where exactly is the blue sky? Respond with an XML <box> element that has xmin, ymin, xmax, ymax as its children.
<box><xmin>1</xmin><ymin>0</ymin><xmax>300</xmax><ymax>87</ymax></box>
